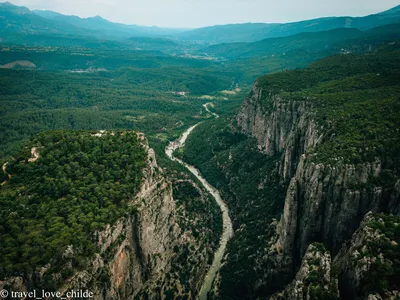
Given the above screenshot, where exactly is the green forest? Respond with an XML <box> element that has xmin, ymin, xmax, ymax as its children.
<box><xmin>0</xmin><ymin>65</ymin><xmax>242</xmax><ymax>158</ymax></box>
<box><xmin>256</xmin><ymin>46</ymin><xmax>400</xmax><ymax>169</ymax></box>
<box><xmin>0</xmin><ymin>131</ymin><xmax>146</xmax><ymax>286</ymax></box>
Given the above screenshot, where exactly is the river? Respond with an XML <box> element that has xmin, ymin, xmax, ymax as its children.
<box><xmin>165</xmin><ymin>104</ymin><xmax>233</xmax><ymax>300</ymax></box>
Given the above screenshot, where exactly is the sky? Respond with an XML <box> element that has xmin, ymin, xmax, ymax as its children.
<box><xmin>7</xmin><ymin>0</ymin><xmax>400</xmax><ymax>28</ymax></box>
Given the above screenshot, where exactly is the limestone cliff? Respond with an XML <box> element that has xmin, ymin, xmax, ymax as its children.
<box><xmin>57</xmin><ymin>136</ymin><xmax>219</xmax><ymax>299</ymax></box>
<box><xmin>333</xmin><ymin>212</ymin><xmax>400</xmax><ymax>299</ymax></box>
<box><xmin>236</xmin><ymin>81</ymin><xmax>400</xmax><ymax>298</ymax></box>
<box><xmin>237</xmin><ymin>85</ymin><xmax>322</xmax><ymax>181</ymax></box>
<box><xmin>0</xmin><ymin>133</ymin><xmax>218</xmax><ymax>299</ymax></box>
<box><xmin>90</xmin><ymin>141</ymin><xmax>181</xmax><ymax>299</ymax></box>
<box><xmin>271</xmin><ymin>243</ymin><xmax>338</xmax><ymax>300</ymax></box>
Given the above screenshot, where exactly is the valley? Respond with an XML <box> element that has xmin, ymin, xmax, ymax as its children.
<box><xmin>180</xmin><ymin>47</ymin><xmax>400</xmax><ymax>299</ymax></box>
<box><xmin>0</xmin><ymin>1</ymin><xmax>399</xmax><ymax>299</ymax></box>
<box><xmin>165</xmin><ymin>109</ymin><xmax>233</xmax><ymax>300</ymax></box>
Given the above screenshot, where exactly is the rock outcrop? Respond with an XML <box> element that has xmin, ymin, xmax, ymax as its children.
<box><xmin>271</xmin><ymin>243</ymin><xmax>338</xmax><ymax>300</ymax></box>
<box><xmin>333</xmin><ymin>212</ymin><xmax>400</xmax><ymax>299</ymax></box>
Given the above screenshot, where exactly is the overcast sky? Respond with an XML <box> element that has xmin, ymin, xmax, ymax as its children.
<box><xmin>7</xmin><ymin>0</ymin><xmax>400</xmax><ymax>28</ymax></box>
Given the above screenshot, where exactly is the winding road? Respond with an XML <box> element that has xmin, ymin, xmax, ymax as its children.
<box><xmin>165</xmin><ymin>103</ymin><xmax>233</xmax><ymax>300</ymax></box>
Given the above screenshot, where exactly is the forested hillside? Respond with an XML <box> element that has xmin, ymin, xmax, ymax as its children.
<box><xmin>255</xmin><ymin>45</ymin><xmax>400</xmax><ymax>165</ymax></box>
<box><xmin>0</xmin><ymin>2</ymin><xmax>185</xmax><ymax>43</ymax></box>
<box><xmin>0</xmin><ymin>131</ymin><xmax>146</xmax><ymax>284</ymax></box>
<box><xmin>201</xmin><ymin>23</ymin><xmax>400</xmax><ymax>59</ymax></box>
<box><xmin>2</xmin><ymin>28</ymin><xmax>397</xmax><ymax>160</ymax></box>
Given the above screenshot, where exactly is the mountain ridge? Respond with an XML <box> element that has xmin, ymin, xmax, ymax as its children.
<box><xmin>200</xmin><ymin>23</ymin><xmax>400</xmax><ymax>59</ymax></box>
<box><xmin>0</xmin><ymin>1</ymin><xmax>187</xmax><ymax>44</ymax></box>
<box><xmin>2</xmin><ymin>1</ymin><xmax>400</xmax><ymax>44</ymax></box>
<box><xmin>178</xmin><ymin>5</ymin><xmax>400</xmax><ymax>43</ymax></box>
<box><xmin>33</xmin><ymin>8</ymin><xmax>187</xmax><ymax>38</ymax></box>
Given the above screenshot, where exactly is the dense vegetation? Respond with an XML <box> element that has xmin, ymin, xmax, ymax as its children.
<box><xmin>4</xmin><ymin>40</ymin><xmax>393</xmax><ymax>160</ymax></box>
<box><xmin>1</xmin><ymin>2</ymin><xmax>400</xmax><ymax>298</ymax></box>
<box><xmin>1</xmin><ymin>42</ymin><xmax>330</xmax><ymax>158</ymax></box>
<box><xmin>0</xmin><ymin>63</ymin><xmax>242</xmax><ymax>158</ymax></box>
<box><xmin>201</xmin><ymin>23</ymin><xmax>400</xmax><ymax>59</ymax></box>
<box><xmin>0</xmin><ymin>45</ymin><xmax>213</xmax><ymax>70</ymax></box>
<box><xmin>2</xmin><ymin>22</ymin><xmax>398</xmax><ymax>162</ymax></box>
<box><xmin>256</xmin><ymin>46</ymin><xmax>400</xmax><ymax>171</ymax></box>
<box><xmin>360</xmin><ymin>214</ymin><xmax>400</xmax><ymax>297</ymax></box>
<box><xmin>168</xmin><ymin>180</ymin><xmax>222</xmax><ymax>297</ymax></box>
<box><xmin>0</xmin><ymin>130</ymin><xmax>146</xmax><ymax>285</ymax></box>
<box><xmin>178</xmin><ymin>6</ymin><xmax>400</xmax><ymax>43</ymax></box>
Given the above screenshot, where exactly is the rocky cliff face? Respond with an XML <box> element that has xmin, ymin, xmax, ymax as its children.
<box><xmin>271</xmin><ymin>243</ymin><xmax>338</xmax><ymax>300</ymax></box>
<box><xmin>237</xmin><ymin>85</ymin><xmax>322</xmax><ymax>181</ymax></box>
<box><xmin>275</xmin><ymin>156</ymin><xmax>394</xmax><ymax>267</ymax></box>
<box><xmin>92</xmin><ymin>143</ymin><xmax>181</xmax><ymax>299</ymax></box>
<box><xmin>333</xmin><ymin>212</ymin><xmax>400</xmax><ymax>300</ymax></box>
<box><xmin>58</xmin><ymin>137</ymin><xmax>218</xmax><ymax>299</ymax></box>
<box><xmin>236</xmin><ymin>82</ymin><xmax>400</xmax><ymax>298</ymax></box>
<box><xmin>0</xmin><ymin>133</ymin><xmax>216</xmax><ymax>299</ymax></box>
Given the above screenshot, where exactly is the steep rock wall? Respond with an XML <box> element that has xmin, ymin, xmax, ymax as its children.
<box><xmin>271</xmin><ymin>243</ymin><xmax>338</xmax><ymax>300</ymax></box>
<box><xmin>53</xmin><ymin>139</ymin><xmax>181</xmax><ymax>299</ymax></box>
<box><xmin>0</xmin><ymin>134</ymin><xmax>214</xmax><ymax>299</ymax></box>
<box><xmin>333</xmin><ymin>212</ymin><xmax>400</xmax><ymax>299</ymax></box>
<box><xmin>236</xmin><ymin>82</ymin><xmax>400</xmax><ymax>296</ymax></box>
<box><xmin>276</xmin><ymin>156</ymin><xmax>389</xmax><ymax>264</ymax></box>
<box><xmin>237</xmin><ymin>85</ymin><xmax>322</xmax><ymax>181</ymax></box>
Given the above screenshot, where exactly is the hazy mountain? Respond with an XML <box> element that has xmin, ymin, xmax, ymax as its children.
<box><xmin>3</xmin><ymin>1</ymin><xmax>400</xmax><ymax>48</ymax></box>
<box><xmin>0</xmin><ymin>2</ymin><xmax>185</xmax><ymax>39</ymax></box>
<box><xmin>33</xmin><ymin>9</ymin><xmax>187</xmax><ymax>38</ymax></box>
<box><xmin>202</xmin><ymin>28</ymin><xmax>363</xmax><ymax>59</ymax></box>
<box><xmin>378</xmin><ymin>4</ymin><xmax>400</xmax><ymax>15</ymax></box>
<box><xmin>0</xmin><ymin>2</ymin><xmax>85</xmax><ymax>36</ymax></box>
<box><xmin>178</xmin><ymin>5</ymin><xmax>400</xmax><ymax>43</ymax></box>
<box><xmin>0</xmin><ymin>2</ymin><xmax>186</xmax><ymax>50</ymax></box>
<box><xmin>201</xmin><ymin>23</ymin><xmax>400</xmax><ymax>59</ymax></box>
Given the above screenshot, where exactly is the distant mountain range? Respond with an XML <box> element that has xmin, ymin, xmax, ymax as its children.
<box><xmin>0</xmin><ymin>1</ymin><xmax>185</xmax><ymax>46</ymax></box>
<box><xmin>178</xmin><ymin>5</ymin><xmax>400</xmax><ymax>43</ymax></box>
<box><xmin>0</xmin><ymin>1</ymin><xmax>400</xmax><ymax>47</ymax></box>
<box><xmin>33</xmin><ymin>9</ymin><xmax>187</xmax><ymax>39</ymax></box>
<box><xmin>201</xmin><ymin>23</ymin><xmax>400</xmax><ymax>59</ymax></box>
<box><xmin>0</xmin><ymin>2</ymin><xmax>88</xmax><ymax>36</ymax></box>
